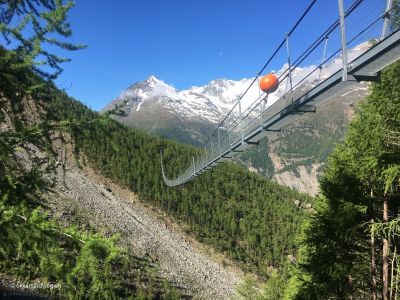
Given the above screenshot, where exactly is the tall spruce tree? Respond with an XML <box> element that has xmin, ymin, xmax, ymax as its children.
<box><xmin>288</xmin><ymin>61</ymin><xmax>400</xmax><ymax>299</ymax></box>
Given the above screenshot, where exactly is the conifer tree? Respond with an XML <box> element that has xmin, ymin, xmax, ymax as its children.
<box><xmin>0</xmin><ymin>0</ymin><xmax>86</xmax><ymax>79</ymax></box>
<box><xmin>290</xmin><ymin>61</ymin><xmax>400</xmax><ymax>299</ymax></box>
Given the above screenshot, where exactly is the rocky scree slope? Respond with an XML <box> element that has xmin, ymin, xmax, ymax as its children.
<box><xmin>48</xmin><ymin>135</ymin><xmax>243</xmax><ymax>299</ymax></box>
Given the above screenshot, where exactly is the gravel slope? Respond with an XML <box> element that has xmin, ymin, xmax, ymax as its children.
<box><xmin>50</xmin><ymin>153</ymin><xmax>243</xmax><ymax>299</ymax></box>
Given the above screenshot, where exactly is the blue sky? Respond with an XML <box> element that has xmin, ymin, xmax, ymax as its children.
<box><xmin>55</xmin><ymin>0</ymin><xmax>342</xmax><ymax>110</ymax></box>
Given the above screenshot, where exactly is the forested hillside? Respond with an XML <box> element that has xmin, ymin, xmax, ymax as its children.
<box><xmin>0</xmin><ymin>2</ymin><xmax>313</xmax><ymax>297</ymax></box>
<box><xmin>230</xmin><ymin>63</ymin><xmax>400</xmax><ymax>300</ymax></box>
<box><xmin>0</xmin><ymin>47</ymin><xmax>312</xmax><ymax>297</ymax></box>
<box><xmin>46</xmin><ymin>92</ymin><xmax>313</xmax><ymax>275</ymax></box>
<box><xmin>291</xmin><ymin>61</ymin><xmax>400</xmax><ymax>300</ymax></box>
<box><xmin>7</xmin><ymin>1</ymin><xmax>399</xmax><ymax>299</ymax></box>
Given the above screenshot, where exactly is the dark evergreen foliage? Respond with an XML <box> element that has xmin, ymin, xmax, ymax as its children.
<box><xmin>0</xmin><ymin>0</ymin><xmax>86</xmax><ymax>79</ymax></box>
<box><xmin>45</xmin><ymin>89</ymin><xmax>312</xmax><ymax>276</ymax></box>
<box><xmin>290</xmin><ymin>62</ymin><xmax>400</xmax><ymax>299</ymax></box>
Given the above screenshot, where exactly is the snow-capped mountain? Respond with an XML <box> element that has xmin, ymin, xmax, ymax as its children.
<box><xmin>102</xmin><ymin>42</ymin><xmax>370</xmax><ymax>146</ymax></box>
<box><xmin>103</xmin><ymin>75</ymin><xmax>252</xmax><ymax>125</ymax></box>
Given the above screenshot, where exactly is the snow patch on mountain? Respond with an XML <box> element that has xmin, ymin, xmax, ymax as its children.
<box><xmin>119</xmin><ymin>76</ymin><xmax>178</xmax><ymax>111</ymax></box>
<box><xmin>103</xmin><ymin>42</ymin><xmax>370</xmax><ymax>125</ymax></box>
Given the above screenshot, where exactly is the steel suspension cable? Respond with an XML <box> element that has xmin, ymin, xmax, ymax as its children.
<box><xmin>218</xmin><ymin>0</ymin><xmax>368</xmax><ymax>144</ymax></box>
<box><xmin>200</xmin><ymin>0</ymin><xmax>318</xmax><ymax>150</ymax></box>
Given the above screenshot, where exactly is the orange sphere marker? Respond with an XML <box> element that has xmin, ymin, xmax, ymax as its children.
<box><xmin>259</xmin><ymin>73</ymin><xmax>279</xmax><ymax>93</ymax></box>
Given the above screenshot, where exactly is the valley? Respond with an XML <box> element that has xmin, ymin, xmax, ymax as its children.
<box><xmin>103</xmin><ymin>59</ymin><xmax>370</xmax><ymax>196</ymax></box>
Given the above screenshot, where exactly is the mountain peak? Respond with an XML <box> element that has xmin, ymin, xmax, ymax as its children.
<box><xmin>209</xmin><ymin>78</ymin><xmax>229</xmax><ymax>85</ymax></box>
<box><xmin>145</xmin><ymin>75</ymin><xmax>160</xmax><ymax>86</ymax></box>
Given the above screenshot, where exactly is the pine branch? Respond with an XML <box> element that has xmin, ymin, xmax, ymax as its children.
<box><xmin>15</xmin><ymin>213</ymin><xmax>86</xmax><ymax>244</ymax></box>
<box><xmin>0</xmin><ymin>0</ymin><xmax>86</xmax><ymax>80</ymax></box>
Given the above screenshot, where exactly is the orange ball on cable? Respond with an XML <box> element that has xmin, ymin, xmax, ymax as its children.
<box><xmin>259</xmin><ymin>73</ymin><xmax>279</xmax><ymax>93</ymax></box>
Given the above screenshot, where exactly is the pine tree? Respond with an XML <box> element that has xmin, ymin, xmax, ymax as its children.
<box><xmin>0</xmin><ymin>0</ymin><xmax>86</xmax><ymax>79</ymax></box>
<box><xmin>291</xmin><ymin>61</ymin><xmax>400</xmax><ymax>299</ymax></box>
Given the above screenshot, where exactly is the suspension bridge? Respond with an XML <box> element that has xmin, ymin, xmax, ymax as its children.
<box><xmin>161</xmin><ymin>0</ymin><xmax>400</xmax><ymax>187</ymax></box>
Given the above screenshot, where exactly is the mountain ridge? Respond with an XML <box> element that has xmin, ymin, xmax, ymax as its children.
<box><xmin>102</xmin><ymin>42</ymin><xmax>370</xmax><ymax>126</ymax></box>
<box><xmin>102</xmin><ymin>42</ymin><xmax>371</xmax><ymax>194</ymax></box>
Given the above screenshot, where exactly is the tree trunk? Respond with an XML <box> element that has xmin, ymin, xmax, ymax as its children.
<box><xmin>371</xmin><ymin>219</ymin><xmax>377</xmax><ymax>300</ymax></box>
<box><xmin>390</xmin><ymin>247</ymin><xmax>396</xmax><ymax>300</ymax></box>
<box><xmin>395</xmin><ymin>265</ymin><xmax>398</xmax><ymax>300</ymax></box>
<box><xmin>383</xmin><ymin>198</ymin><xmax>389</xmax><ymax>300</ymax></box>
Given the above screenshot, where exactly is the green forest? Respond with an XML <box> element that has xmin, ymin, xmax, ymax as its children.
<box><xmin>47</xmin><ymin>73</ymin><xmax>312</xmax><ymax>276</ymax></box>
<box><xmin>0</xmin><ymin>1</ymin><xmax>180</xmax><ymax>298</ymax></box>
<box><xmin>233</xmin><ymin>62</ymin><xmax>400</xmax><ymax>300</ymax></box>
<box><xmin>0</xmin><ymin>47</ymin><xmax>311</xmax><ymax>297</ymax></box>
<box><xmin>237</xmin><ymin>97</ymin><xmax>352</xmax><ymax>179</ymax></box>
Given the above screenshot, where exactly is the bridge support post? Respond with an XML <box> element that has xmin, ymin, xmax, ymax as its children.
<box><xmin>238</xmin><ymin>98</ymin><xmax>244</xmax><ymax>144</ymax></box>
<box><xmin>258</xmin><ymin>76</ymin><xmax>263</xmax><ymax>126</ymax></box>
<box><xmin>261</xmin><ymin>93</ymin><xmax>268</xmax><ymax>129</ymax></box>
<box><xmin>338</xmin><ymin>0</ymin><xmax>348</xmax><ymax>81</ymax></box>
<box><xmin>285</xmin><ymin>34</ymin><xmax>294</xmax><ymax>109</ymax></box>
<box><xmin>210</xmin><ymin>139</ymin><xmax>214</xmax><ymax>160</ymax></box>
<box><xmin>227</xmin><ymin>129</ymin><xmax>231</xmax><ymax>149</ymax></box>
<box><xmin>381</xmin><ymin>0</ymin><xmax>394</xmax><ymax>40</ymax></box>
<box><xmin>217</xmin><ymin>128</ymin><xmax>222</xmax><ymax>156</ymax></box>
<box><xmin>192</xmin><ymin>156</ymin><xmax>195</xmax><ymax>177</ymax></box>
<box><xmin>319</xmin><ymin>36</ymin><xmax>329</xmax><ymax>82</ymax></box>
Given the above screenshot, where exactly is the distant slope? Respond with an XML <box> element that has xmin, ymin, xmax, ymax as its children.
<box><xmin>237</xmin><ymin>83</ymin><xmax>369</xmax><ymax>195</ymax></box>
<box><xmin>101</xmin><ymin>75</ymin><xmax>249</xmax><ymax>146</ymax></box>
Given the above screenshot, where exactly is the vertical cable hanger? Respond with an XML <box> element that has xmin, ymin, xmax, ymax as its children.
<box><xmin>285</xmin><ymin>33</ymin><xmax>295</xmax><ymax>110</ymax></box>
<box><xmin>319</xmin><ymin>36</ymin><xmax>329</xmax><ymax>82</ymax></box>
